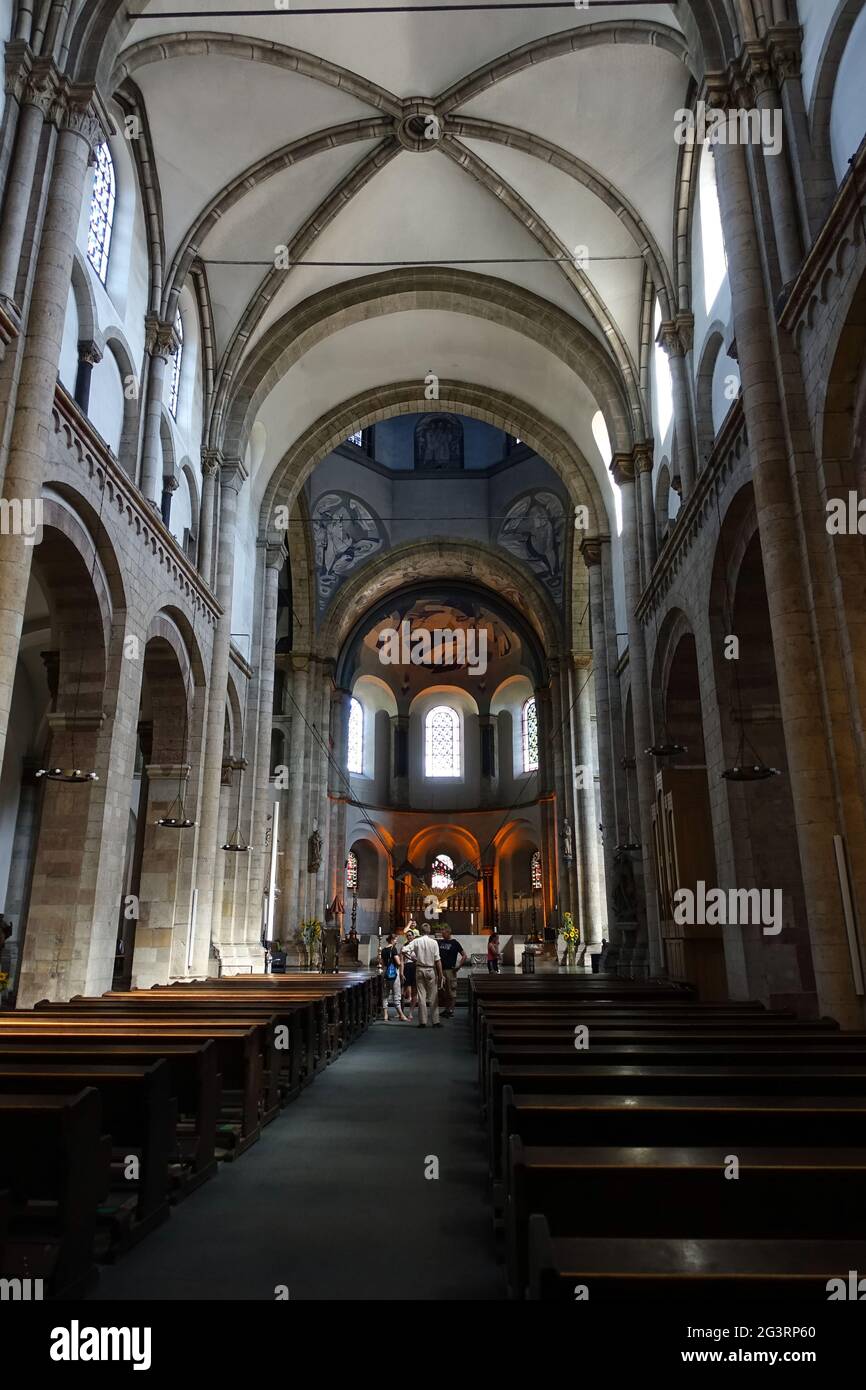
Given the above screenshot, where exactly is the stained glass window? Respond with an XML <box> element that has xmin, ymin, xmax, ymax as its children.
<box><xmin>347</xmin><ymin>696</ymin><xmax>363</xmax><ymax>774</ymax></box>
<box><xmin>345</xmin><ymin>851</ymin><xmax>358</xmax><ymax>892</ymax></box>
<box><xmin>431</xmin><ymin>855</ymin><xmax>453</xmax><ymax>891</ymax></box>
<box><xmin>87</xmin><ymin>144</ymin><xmax>116</xmax><ymax>284</ymax></box>
<box><xmin>169</xmin><ymin>310</ymin><xmax>183</xmax><ymax>419</ymax></box>
<box><xmin>425</xmin><ymin>705</ymin><xmax>460</xmax><ymax>778</ymax></box>
<box><xmin>531</xmin><ymin>850</ymin><xmax>542</xmax><ymax>890</ymax></box>
<box><xmin>522</xmin><ymin>697</ymin><xmax>539</xmax><ymax>773</ymax></box>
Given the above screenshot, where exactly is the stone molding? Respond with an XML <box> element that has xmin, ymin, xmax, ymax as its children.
<box><xmin>144</xmin><ymin>314</ymin><xmax>180</xmax><ymax>360</ymax></box>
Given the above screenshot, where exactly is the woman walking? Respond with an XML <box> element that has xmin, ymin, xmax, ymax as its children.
<box><xmin>379</xmin><ymin>934</ymin><xmax>409</xmax><ymax>1022</ymax></box>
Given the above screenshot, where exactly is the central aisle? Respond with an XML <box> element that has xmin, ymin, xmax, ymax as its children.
<box><xmin>93</xmin><ymin>1007</ymin><xmax>503</xmax><ymax>1301</ymax></box>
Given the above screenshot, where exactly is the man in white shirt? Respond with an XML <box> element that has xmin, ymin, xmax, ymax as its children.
<box><xmin>402</xmin><ymin>923</ymin><xmax>444</xmax><ymax>1028</ymax></box>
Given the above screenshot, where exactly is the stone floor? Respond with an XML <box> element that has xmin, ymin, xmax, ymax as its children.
<box><xmin>91</xmin><ymin>1008</ymin><xmax>503</xmax><ymax>1301</ymax></box>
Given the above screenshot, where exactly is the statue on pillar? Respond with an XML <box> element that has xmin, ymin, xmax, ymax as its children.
<box><xmin>307</xmin><ymin>822</ymin><xmax>322</xmax><ymax>873</ymax></box>
<box><xmin>561</xmin><ymin>816</ymin><xmax>574</xmax><ymax>863</ymax></box>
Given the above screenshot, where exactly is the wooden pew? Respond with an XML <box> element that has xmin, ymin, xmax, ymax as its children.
<box><xmin>0</xmin><ymin>1061</ymin><xmax>173</xmax><ymax>1248</ymax></box>
<box><xmin>527</xmin><ymin>1217</ymin><xmax>866</xmax><ymax>1301</ymax></box>
<box><xmin>0</xmin><ymin>1020</ymin><xmax>265</xmax><ymax>1153</ymax></box>
<box><xmin>487</xmin><ymin>1059</ymin><xmax>866</xmax><ymax>1183</ymax></box>
<box><xmin>0</xmin><ymin>1090</ymin><xmax>111</xmax><ymax>1298</ymax></box>
<box><xmin>506</xmin><ymin>1139</ymin><xmax>866</xmax><ymax>1299</ymax></box>
<box><xmin>0</xmin><ymin>1039</ymin><xmax>219</xmax><ymax>1194</ymax></box>
<box><xmin>497</xmin><ymin>1086</ymin><xmax>866</xmax><ymax>1186</ymax></box>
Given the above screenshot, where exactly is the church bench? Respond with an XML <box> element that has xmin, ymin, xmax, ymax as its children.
<box><xmin>165</xmin><ymin>973</ymin><xmax>377</xmax><ymax>1034</ymax></box>
<box><xmin>0</xmin><ymin>1020</ymin><xmax>266</xmax><ymax>1153</ymax></box>
<box><xmin>0</xmin><ymin>1061</ymin><xmax>174</xmax><ymax>1248</ymax></box>
<box><xmin>70</xmin><ymin>995</ymin><xmax>321</xmax><ymax>1092</ymax></box>
<box><xmin>481</xmin><ymin>1033</ymin><xmax>866</xmax><ymax>1108</ymax></box>
<box><xmin>496</xmin><ymin>1086</ymin><xmax>866</xmax><ymax>1185</ymax></box>
<box><xmin>475</xmin><ymin>1009</ymin><xmax>825</xmax><ymax>1058</ymax></box>
<box><xmin>505</xmin><ymin>1139</ymin><xmax>866</xmax><ymax>1300</ymax></box>
<box><xmin>526</xmin><ymin>1218</ymin><xmax>866</xmax><ymax>1301</ymax></box>
<box><xmin>0</xmin><ymin>1090</ymin><xmax>111</xmax><ymax>1298</ymax></box>
<box><xmin>469</xmin><ymin>977</ymin><xmax>695</xmax><ymax>1039</ymax></box>
<box><xmin>0</xmin><ymin>1039</ymin><xmax>219</xmax><ymax>1194</ymax></box>
<box><xmin>487</xmin><ymin>1060</ymin><xmax>866</xmax><ymax>1181</ymax></box>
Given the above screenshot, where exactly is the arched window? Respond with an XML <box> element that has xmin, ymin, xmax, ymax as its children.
<box><xmin>522</xmin><ymin>697</ymin><xmax>539</xmax><ymax>773</ymax></box>
<box><xmin>425</xmin><ymin>704</ymin><xmax>460</xmax><ymax>778</ymax></box>
<box><xmin>345</xmin><ymin>851</ymin><xmax>358</xmax><ymax>892</ymax></box>
<box><xmin>700</xmin><ymin>148</ymin><xmax>727</xmax><ymax>312</ymax></box>
<box><xmin>531</xmin><ymin>850</ymin><xmax>542</xmax><ymax>890</ymax></box>
<box><xmin>431</xmin><ymin>854</ymin><xmax>454</xmax><ymax>891</ymax></box>
<box><xmin>87</xmin><ymin>143</ymin><xmax>116</xmax><ymax>284</ymax></box>
<box><xmin>347</xmin><ymin>696</ymin><xmax>364</xmax><ymax>774</ymax></box>
<box><xmin>168</xmin><ymin>310</ymin><xmax>184</xmax><ymax>419</ymax></box>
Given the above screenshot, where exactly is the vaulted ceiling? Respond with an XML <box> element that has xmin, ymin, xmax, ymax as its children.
<box><xmin>110</xmin><ymin>2</ymin><xmax>698</xmax><ymax>519</ymax></box>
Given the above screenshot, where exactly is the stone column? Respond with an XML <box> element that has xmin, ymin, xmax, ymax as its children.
<box><xmin>138</xmin><ymin>315</ymin><xmax>178</xmax><ymax>509</ymax></box>
<box><xmin>245</xmin><ymin>542</ymin><xmax>285</xmax><ymax>945</ymax></box>
<box><xmin>635</xmin><ymin>441</ymin><xmax>657</xmax><ymax>576</ymax></box>
<box><xmin>582</xmin><ymin>539</ymin><xmax>615</xmax><ymax>941</ymax></box>
<box><xmin>478</xmin><ymin>713</ymin><xmax>496</xmax><ymax>807</ymax></box>
<box><xmin>0</xmin><ymin>52</ymin><xmax>59</xmax><ymax>308</ymax></box>
<box><xmin>708</xmin><ymin>81</ymin><xmax>861</xmax><ymax>1027</ymax></box>
<box><xmin>600</xmin><ymin>538</ymin><xmax>628</xmax><ymax>840</ymax></box>
<box><xmin>551</xmin><ymin>657</ymin><xmax>581</xmax><ymax>937</ymax></box>
<box><xmin>73</xmin><ymin>340</ymin><xmax>102</xmax><ymax>415</ymax></box>
<box><xmin>281</xmin><ymin>656</ymin><xmax>309</xmax><ymax>936</ymax></box>
<box><xmin>657</xmin><ymin>317</ymin><xmax>696</xmax><ymax>498</ymax></box>
<box><xmin>574</xmin><ymin>652</ymin><xmax>603</xmax><ymax>948</ymax></box>
<box><xmin>739</xmin><ymin>42</ymin><xmax>802</xmax><ymax>290</ymax></box>
<box><xmin>0</xmin><ymin>84</ymin><xmax>108</xmax><ymax>780</ymax></box>
<box><xmin>134</xmin><ymin>765</ymin><xmax>188</xmax><ymax>989</ymax></box>
<box><xmin>188</xmin><ymin>458</ymin><xmax>247</xmax><ymax>977</ymax></box>
<box><xmin>198</xmin><ymin>449</ymin><xmax>220</xmax><ymax>588</ymax></box>
<box><xmin>389</xmin><ymin>713</ymin><xmax>409</xmax><ymax>806</ymax></box>
<box><xmin>160</xmin><ymin>472</ymin><xmax>178</xmax><ymax>530</ymax></box>
<box><xmin>611</xmin><ymin>453</ymin><xmax>661</xmax><ymax>975</ymax></box>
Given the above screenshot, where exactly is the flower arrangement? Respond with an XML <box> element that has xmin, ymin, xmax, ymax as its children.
<box><xmin>0</xmin><ymin>971</ymin><xmax>9</xmax><ymax>992</ymax></box>
<box><xmin>560</xmin><ymin>912</ymin><xmax>580</xmax><ymax>946</ymax></box>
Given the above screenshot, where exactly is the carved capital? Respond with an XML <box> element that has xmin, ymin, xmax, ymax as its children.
<box><xmin>144</xmin><ymin>314</ymin><xmax>179</xmax><ymax>360</ymax></box>
<box><xmin>4</xmin><ymin>42</ymin><xmax>33</xmax><ymax>104</ymax></box>
<box><xmin>633</xmin><ymin>441</ymin><xmax>655</xmax><ymax>475</ymax></box>
<box><xmin>738</xmin><ymin>41</ymin><xmax>775</xmax><ymax>102</ymax></box>
<box><xmin>220</xmin><ymin>457</ymin><xmax>249</xmax><ymax>494</ymax></box>
<box><xmin>768</xmin><ymin>25</ymin><xmax>802</xmax><ymax>85</ymax></box>
<box><xmin>201</xmin><ymin>448</ymin><xmax>222</xmax><ymax>478</ymax></box>
<box><xmin>264</xmin><ymin>541</ymin><xmax>287</xmax><ymax>571</ymax></box>
<box><xmin>703</xmin><ymin>74</ymin><xmax>734</xmax><ymax>113</ymax></box>
<box><xmin>580</xmin><ymin>537</ymin><xmax>603</xmax><ymax>568</ymax></box>
<box><xmin>656</xmin><ymin>319</ymin><xmax>684</xmax><ymax>359</ymax></box>
<box><xmin>55</xmin><ymin>82</ymin><xmax>112</xmax><ymax>158</ymax></box>
<box><xmin>610</xmin><ymin>453</ymin><xmax>635</xmax><ymax>487</ymax></box>
<box><xmin>163</xmin><ymin>474</ymin><xmax>180</xmax><ymax>495</ymax></box>
<box><xmin>675</xmin><ymin>313</ymin><xmax>694</xmax><ymax>353</ymax></box>
<box><xmin>77</xmin><ymin>339</ymin><xmax>103</xmax><ymax>367</ymax></box>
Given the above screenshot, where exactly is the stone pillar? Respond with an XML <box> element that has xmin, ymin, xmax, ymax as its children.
<box><xmin>282</xmin><ymin>656</ymin><xmax>309</xmax><ymax>936</ymax></box>
<box><xmin>739</xmin><ymin>42</ymin><xmax>802</xmax><ymax>290</ymax></box>
<box><xmin>198</xmin><ymin>449</ymin><xmax>220</xmax><ymax>588</ymax></box>
<box><xmin>478</xmin><ymin>713</ymin><xmax>496</xmax><ymax>807</ymax></box>
<box><xmin>657</xmin><ymin>317</ymin><xmax>696</xmax><ymax>498</ymax></box>
<box><xmin>134</xmin><ymin>765</ymin><xmax>188</xmax><ymax>989</ymax></box>
<box><xmin>0</xmin><ymin>52</ymin><xmax>59</xmax><ymax>307</ymax></box>
<box><xmin>245</xmin><ymin>542</ymin><xmax>285</xmax><ymax>946</ymax></box>
<box><xmin>389</xmin><ymin>713</ymin><xmax>408</xmax><ymax>806</ymax></box>
<box><xmin>600</xmin><ymin>539</ymin><xmax>628</xmax><ymax>840</ymax></box>
<box><xmin>73</xmin><ymin>340</ymin><xmax>102</xmax><ymax>415</ymax></box>
<box><xmin>138</xmin><ymin>315</ymin><xmax>179</xmax><ymax>509</ymax></box>
<box><xmin>551</xmin><ymin>657</ymin><xmax>581</xmax><ymax>936</ymax></box>
<box><xmin>574</xmin><ymin>652</ymin><xmax>603</xmax><ymax>948</ymax></box>
<box><xmin>635</xmin><ymin>441</ymin><xmax>657</xmax><ymax>576</ymax></box>
<box><xmin>708</xmin><ymin>82</ymin><xmax>861</xmax><ymax>1027</ymax></box>
<box><xmin>0</xmin><ymin>85</ymin><xmax>108</xmax><ymax>780</ymax></box>
<box><xmin>188</xmin><ymin>458</ymin><xmax>247</xmax><ymax>976</ymax></box>
<box><xmin>2</xmin><ymin>757</ymin><xmax>40</xmax><ymax>993</ymax></box>
<box><xmin>160</xmin><ymin>473</ymin><xmax>178</xmax><ymax>530</ymax></box>
<box><xmin>611</xmin><ymin>452</ymin><xmax>661</xmax><ymax>975</ymax></box>
<box><xmin>582</xmin><ymin>539</ymin><xmax>615</xmax><ymax>941</ymax></box>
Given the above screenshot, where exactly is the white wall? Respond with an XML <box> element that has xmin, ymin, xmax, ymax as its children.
<box><xmin>831</xmin><ymin>5</ymin><xmax>866</xmax><ymax>182</ymax></box>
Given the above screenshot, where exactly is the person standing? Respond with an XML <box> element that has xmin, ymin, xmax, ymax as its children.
<box><xmin>379</xmin><ymin>933</ymin><xmax>409</xmax><ymax>1022</ymax></box>
<box><xmin>403</xmin><ymin>923</ymin><xmax>443</xmax><ymax>1028</ymax></box>
<box><xmin>402</xmin><ymin>923</ymin><xmax>419</xmax><ymax>1019</ymax></box>
<box><xmin>437</xmin><ymin>924</ymin><xmax>467</xmax><ymax>1017</ymax></box>
<box><xmin>487</xmin><ymin>932</ymin><xmax>502</xmax><ymax>974</ymax></box>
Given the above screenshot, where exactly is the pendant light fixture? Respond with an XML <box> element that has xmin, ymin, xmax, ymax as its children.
<box><xmin>615</xmin><ymin>758</ymin><xmax>642</xmax><ymax>852</ymax></box>
<box><xmin>713</xmin><ymin>488</ymin><xmax>780</xmax><ymax>783</ymax></box>
<box><xmin>222</xmin><ymin>704</ymin><xmax>250</xmax><ymax>851</ymax></box>
<box><xmin>37</xmin><ymin>467</ymin><xmax>110</xmax><ymax>785</ymax></box>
